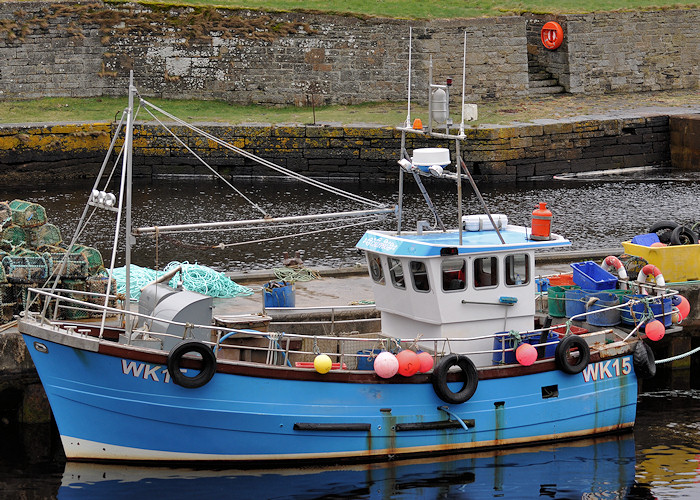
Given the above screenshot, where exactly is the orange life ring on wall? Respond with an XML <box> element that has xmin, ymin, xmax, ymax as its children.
<box><xmin>541</xmin><ymin>21</ymin><xmax>564</xmax><ymax>50</ymax></box>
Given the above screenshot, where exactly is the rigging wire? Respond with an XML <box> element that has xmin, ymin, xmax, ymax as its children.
<box><xmin>137</xmin><ymin>96</ymin><xmax>386</xmax><ymax>209</ymax></box>
<box><xmin>139</xmin><ymin>104</ymin><xmax>269</xmax><ymax>217</ymax></box>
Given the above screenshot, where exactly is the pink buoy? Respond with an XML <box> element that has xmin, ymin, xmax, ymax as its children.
<box><xmin>417</xmin><ymin>351</ymin><xmax>434</xmax><ymax>373</ymax></box>
<box><xmin>516</xmin><ymin>343</ymin><xmax>538</xmax><ymax>366</ymax></box>
<box><xmin>645</xmin><ymin>320</ymin><xmax>665</xmax><ymax>341</ymax></box>
<box><xmin>677</xmin><ymin>295</ymin><xmax>691</xmax><ymax>320</ymax></box>
<box><xmin>374</xmin><ymin>352</ymin><xmax>399</xmax><ymax>379</ymax></box>
<box><xmin>396</xmin><ymin>350</ymin><xmax>419</xmax><ymax>377</ymax></box>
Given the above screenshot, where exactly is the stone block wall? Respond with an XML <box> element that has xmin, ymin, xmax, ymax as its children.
<box><xmin>459</xmin><ymin>116</ymin><xmax>672</xmax><ymax>182</ymax></box>
<box><xmin>2</xmin><ymin>2</ymin><xmax>695</xmax><ymax>106</ymax></box>
<box><xmin>565</xmin><ymin>10</ymin><xmax>700</xmax><ymax>94</ymax></box>
<box><xmin>0</xmin><ymin>114</ymin><xmax>675</xmax><ymax>183</ymax></box>
<box><xmin>0</xmin><ymin>2</ymin><xmax>528</xmax><ymax>106</ymax></box>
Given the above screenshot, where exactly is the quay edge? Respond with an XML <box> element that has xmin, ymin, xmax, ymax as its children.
<box><xmin>2</xmin><ymin>110</ymin><xmax>699</xmax><ymax>183</ymax></box>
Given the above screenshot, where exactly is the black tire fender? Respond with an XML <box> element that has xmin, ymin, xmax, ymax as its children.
<box><xmin>670</xmin><ymin>225</ymin><xmax>699</xmax><ymax>246</ymax></box>
<box><xmin>649</xmin><ymin>220</ymin><xmax>678</xmax><ymax>244</ymax></box>
<box><xmin>431</xmin><ymin>354</ymin><xmax>479</xmax><ymax>404</ymax></box>
<box><xmin>633</xmin><ymin>341</ymin><xmax>657</xmax><ymax>380</ymax></box>
<box><xmin>167</xmin><ymin>341</ymin><xmax>217</xmax><ymax>389</ymax></box>
<box><xmin>555</xmin><ymin>335</ymin><xmax>590</xmax><ymax>375</ymax></box>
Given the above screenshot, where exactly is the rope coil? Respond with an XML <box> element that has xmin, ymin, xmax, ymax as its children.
<box><xmin>111</xmin><ymin>261</ymin><xmax>253</xmax><ymax>300</ymax></box>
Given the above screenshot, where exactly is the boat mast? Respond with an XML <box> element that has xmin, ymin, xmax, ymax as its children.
<box><xmin>124</xmin><ymin>71</ymin><xmax>135</xmax><ymax>337</ymax></box>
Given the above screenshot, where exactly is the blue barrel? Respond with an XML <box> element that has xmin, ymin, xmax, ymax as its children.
<box><xmin>565</xmin><ymin>288</ymin><xmax>588</xmax><ymax>318</ymax></box>
<box><xmin>586</xmin><ymin>292</ymin><xmax>620</xmax><ymax>326</ymax></box>
<box><xmin>263</xmin><ymin>281</ymin><xmax>296</xmax><ymax>307</ymax></box>
<box><xmin>620</xmin><ymin>294</ymin><xmax>672</xmax><ymax>328</ymax></box>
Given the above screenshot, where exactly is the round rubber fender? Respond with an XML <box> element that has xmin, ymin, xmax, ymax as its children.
<box><xmin>167</xmin><ymin>341</ymin><xmax>217</xmax><ymax>389</ymax></box>
<box><xmin>601</xmin><ymin>255</ymin><xmax>629</xmax><ymax>290</ymax></box>
<box><xmin>636</xmin><ymin>264</ymin><xmax>665</xmax><ymax>295</ymax></box>
<box><xmin>670</xmin><ymin>225</ymin><xmax>699</xmax><ymax>246</ymax></box>
<box><xmin>431</xmin><ymin>354</ymin><xmax>478</xmax><ymax>404</ymax></box>
<box><xmin>633</xmin><ymin>341</ymin><xmax>656</xmax><ymax>380</ymax></box>
<box><xmin>555</xmin><ymin>335</ymin><xmax>590</xmax><ymax>375</ymax></box>
<box><xmin>649</xmin><ymin>220</ymin><xmax>678</xmax><ymax>244</ymax></box>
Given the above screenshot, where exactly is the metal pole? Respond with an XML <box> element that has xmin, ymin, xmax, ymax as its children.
<box><xmin>133</xmin><ymin>207</ymin><xmax>396</xmax><ymax>235</ymax></box>
<box><xmin>459</xmin><ymin>157</ymin><xmax>505</xmax><ymax>244</ymax></box>
<box><xmin>124</xmin><ymin>71</ymin><xmax>135</xmax><ymax>337</ymax></box>
<box><xmin>456</xmin><ymin>139</ymin><xmax>463</xmax><ymax>245</ymax></box>
<box><xmin>397</xmin><ymin>130</ymin><xmax>406</xmax><ymax>234</ymax></box>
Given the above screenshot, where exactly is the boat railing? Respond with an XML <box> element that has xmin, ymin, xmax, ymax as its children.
<box><xmin>22</xmin><ymin>285</ymin><xmax>677</xmax><ymax>370</ymax></box>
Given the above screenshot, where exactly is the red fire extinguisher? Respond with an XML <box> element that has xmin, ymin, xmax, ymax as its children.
<box><xmin>531</xmin><ymin>202</ymin><xmax>552</xmax><ymax>240</ymax></box>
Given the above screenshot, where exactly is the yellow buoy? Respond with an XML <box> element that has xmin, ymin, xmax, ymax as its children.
<box><xmin>314</xmin><ymin>354</ymin><xmax>333</xmax><ymax>374</ymax></box>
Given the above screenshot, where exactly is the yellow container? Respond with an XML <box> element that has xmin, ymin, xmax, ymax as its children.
<box><xmin>621</xmin><ymin>241</ymin><xmax>700</xmax><ymax>283</ymax></box>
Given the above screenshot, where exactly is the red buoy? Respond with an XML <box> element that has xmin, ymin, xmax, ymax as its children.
<box><xmin>541</xmin><ymin>21</ymin><xmax>564</xmax><ymax>50</ymax></box>
<box><xmin>531</xmin><ymin>202</ymin><xmax>552</xmax><ymax>240</ymax></box>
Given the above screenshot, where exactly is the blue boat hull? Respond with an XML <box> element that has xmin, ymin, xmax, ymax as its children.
<box><xmin>22</xmin><ymin>331</ymin><xmax>638</xmax><ymax>462</ymax></box>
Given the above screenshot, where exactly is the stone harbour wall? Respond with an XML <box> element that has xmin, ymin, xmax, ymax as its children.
<box><xmin>0</xmin><ymin>113</ymin><xmax>677</xmax><ymax>183</ymax></box>
<box><xmin>0</xmin><ymin>2</ymin><xmax>697</xmax><ymax>106</ymax></box>
<box><xmin>0</xmin><ymin>2</ymin><xmax>529</xmax><ymax>105</ymax></box>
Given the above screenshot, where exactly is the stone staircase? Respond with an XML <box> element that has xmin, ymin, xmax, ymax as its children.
<box><xmin>528</xmin><ymin>62</ymin><xmax>565</xmax><ymax>95</ymax></box>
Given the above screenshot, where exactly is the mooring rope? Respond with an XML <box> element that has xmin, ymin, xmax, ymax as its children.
<box><xmin>655</xmin><ymin>346</ymin><xmax>700</xmax><ymax>364</ymax></box>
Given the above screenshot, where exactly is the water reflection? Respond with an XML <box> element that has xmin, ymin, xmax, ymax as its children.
<box><xmin>2</xmin><ymin>174</ymin><xmax>700</xmax><ymax>272</ymax></box>
<box><xmin>2</xmin><ymin>391</ymin><xmax>700</xmax><ymax>498</ymax></box>
<box><xmin>58</xmin><ymin>435</ymin><xmax>637</xmax><ymax>499</ymax></box>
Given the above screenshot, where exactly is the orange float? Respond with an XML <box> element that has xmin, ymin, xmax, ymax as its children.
<box><xmin>541</xmin><ymin>21</ymin><xmax>563</xmax><ymax>50</ymax></box>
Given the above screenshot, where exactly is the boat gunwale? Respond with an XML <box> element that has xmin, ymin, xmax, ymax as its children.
<box><xmin>20</xmin><ymin>316</ymin><xmax>636</xmax><ymax>384</ymax></box>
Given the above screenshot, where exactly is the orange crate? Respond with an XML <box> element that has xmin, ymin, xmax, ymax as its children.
<box><xmin>548</xmin><ymin>274</ymin><xmax>575</xmax><ymax>286</ymax></box>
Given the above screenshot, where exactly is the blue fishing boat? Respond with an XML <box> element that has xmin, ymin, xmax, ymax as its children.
<box><xmin>18</xmin><ymin>46</ymin><xmax>689</xmax><ymax>464</ymax></box>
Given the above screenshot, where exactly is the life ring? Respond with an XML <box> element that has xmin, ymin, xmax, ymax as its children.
<box><xmin>167</xmin><ymin>341</ymin><xmax>217</xmax><ymax>389</ymax></box>
<box><xmin>636</xmin><ymin>264</ymin><xmax>665</xmax><ymax>295</ymax></box>
<box><xmin>601</xmin><ymin>255</ymin><xmax>628</xmax><ymax>290</ymax></box>
<box><xmin>431</xmin><ymin>354</ymin><xmax>478</xmax><ymax>404</ymax></box>
<box><xmin>633</xmin><ymin>341</ymin><xmax>656</xmax><ymax>379</ymax></box>
<box><xmin>555</xmin><ymin>335</ymin><xmax>590</xmax><ymax>375</ymax></box>
<box><xmin>670</xmin><ymin>225</ymin><xmax>699</xmax><ymax>245</ymax></box>
<box><xmin>541</xmin><ymin>21</ymin><xmax>563</xmax><ymax>50</ymax></box>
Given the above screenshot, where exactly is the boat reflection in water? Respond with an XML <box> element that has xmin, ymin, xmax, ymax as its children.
<box><xmin>59</xmin><ymin>433</ymin><xmax>637</xmax><ymax>499</ymax></box>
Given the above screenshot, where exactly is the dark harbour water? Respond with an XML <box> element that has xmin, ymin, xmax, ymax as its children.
<box><xmin>1</xmin><ymin>390</ymin><xmax>699</xmax><ymax>499</ymax></box>
<box><xmin>1</xmin><ymin>172</ymin><xmax>700</xmax><ymax>273</ymax></box>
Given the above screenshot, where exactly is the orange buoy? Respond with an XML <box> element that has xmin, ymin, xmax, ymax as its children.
<box><xmin>541</xmin><ymin>21</ymin><xmax>563</xmax><ymax>50</ymax></box>
<box><xmin>531</xmin><ymin>202</ymin><xmax>552</xmax><ymax>240</ymax></box>
<box><xmin>396</xmin><ymin>350</ymin><xmax>419</xmax><ymax>377</ymax></box>
<box><xmin>412</xmin><ymin>118</ymin><xmax>423</xmax><ymax>130</ymax></box>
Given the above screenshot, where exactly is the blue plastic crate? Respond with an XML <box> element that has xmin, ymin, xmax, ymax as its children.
<box><xmin>631</xmin><ymin>233</ymin><xmax>660</xmax><ymax>246</ymax></box>
<box><xmin>570</xmin><ymin>261</ymin><xmax>617</xmax><ymax>291</ymax></box>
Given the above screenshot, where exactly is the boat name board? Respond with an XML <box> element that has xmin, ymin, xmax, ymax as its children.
<box><xmin>357</xmin><ymin>234</ymin><xmax>400</xmax><ymax>254</ymax></box>
<box><xmin>581</xmin><ymin>356</ymin><xmax>632</xmax><ymax>383</ymax></box>
<box><xmin>121</xmin><ymin>359</ymin><xmax>175</xmax><ymax>384</ymax></box>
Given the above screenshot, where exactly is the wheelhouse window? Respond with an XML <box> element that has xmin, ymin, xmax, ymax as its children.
<box><xmin>367</xmin><ymin>253</ymin><xmax>385</xmax><ymax>285</ymax></box>
<box><xmin>410</xmin><ymin>261</ymin><xmax>430</xmax><ymax>292</ymax></box>
<box><xmin>505</xmin><ymin>253</ymin><xmax>530</xmax><ymax>286</ymax></box>
<box><xmin>442</xmin><ymin>258</ymin><xmax>466</xmax><ymax>292</ymax></box>
<box><xmin>388</xmin><ymin>257</ymin><xmax>406</xmax><ymax>289</ymax></box>
<box><xmin>474</xmin><ymin>256</ymin><xmax>498</xmax><ymax>288</ymax></box>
